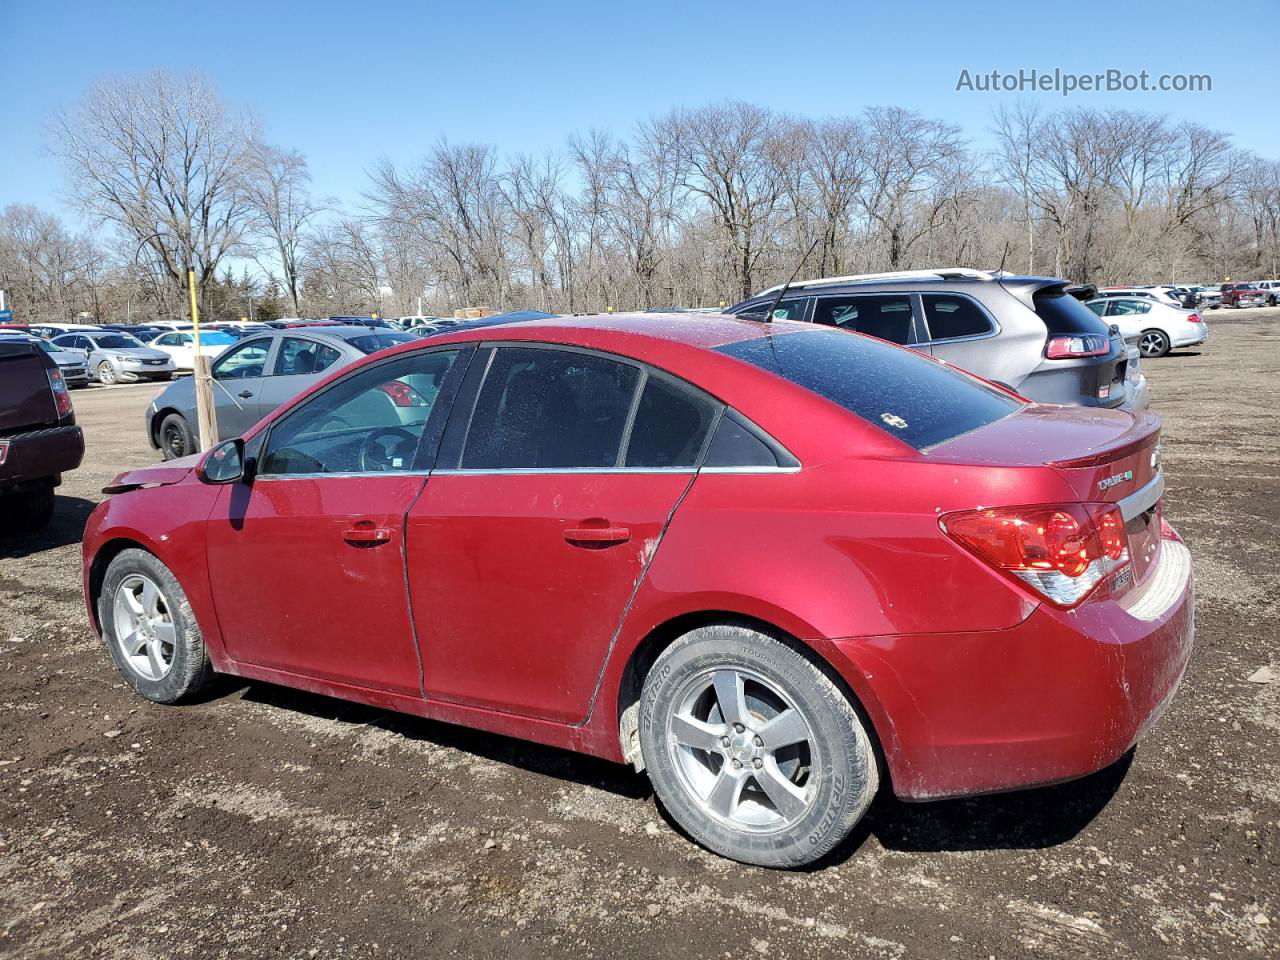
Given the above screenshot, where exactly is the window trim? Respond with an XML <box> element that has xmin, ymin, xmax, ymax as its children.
<box><xmin>917</xmin><ymin>291</ymin><xmax>1000</xmax><ymax>345</ymax></box>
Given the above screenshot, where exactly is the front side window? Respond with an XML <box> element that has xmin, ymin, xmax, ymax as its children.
<box><xmin>261</xmin><ymin>350</ymin><xmax>460</xmax><ymax>476</ymax></box>
<box><xmin>717</xmin><ymin>328</ymin><xmax>1022</xmax><ymax>451</ymax></box>
<box><xmin>461</xmin><ymin>347</ymin><xmax>640</xmax><ymax>469</ymax></box>
<box><xmin>212</xmin><ymin>339</ymin><xmax>271</xmax><ymax>379</ymax></box>
<box><xmin>1086</xmin><ymin>301</ymin><xmax>1106</xmax><ymax>317</ymax></box>
<box><xmin>274</xmin><ymin>337</ymin><xmax>343</xmax><ymax>376</ymax></box>
<box><xmin>813</xmin><ymin>295</ymin><xmax>914</xmax><ymax>344</ymax></box>
<box><xmin>920</xmin><ymin>294</ymin><xmax>994</xmax><ymax>340</ymax></box>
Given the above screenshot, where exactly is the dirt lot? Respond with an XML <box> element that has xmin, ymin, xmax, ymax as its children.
<box><xmin>2</xmin><ymin>312</ymin><xmax>1278</xmax><ymax>960</ymax></box>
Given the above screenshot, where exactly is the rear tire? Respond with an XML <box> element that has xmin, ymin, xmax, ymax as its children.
<box><xmin>639</xmin><ymin>624</ymin><xmax>878</xmax><ymax>868</ymax></box>
<box><xmin>0</xmin><ymin>487</ymin><xmax>55</xmax><ymax>534</ymax></box>
<box><xmin>98</xmin><ymin>548</ymin><xmax>212</xmax><ymax>703</ymax></box>
<box><xmin>159</xmin><ymin>413</ymin><xmax>195</xmax><ymax>461</ymax></box>
<box><xmin>1138</xmin><ymin>329</ymin><xmax>1171</xmax><ymax>358</ymax></box>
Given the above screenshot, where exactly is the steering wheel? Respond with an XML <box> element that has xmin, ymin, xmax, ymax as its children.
<box><xmin>358</xmin><ymin>427</ymin><xmax>418</xmax><ymax>472</ymax></box>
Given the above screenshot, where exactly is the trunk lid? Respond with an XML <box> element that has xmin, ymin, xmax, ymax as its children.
<box><xmin>936</xmin><ymin>404</ymin><xmax>1164</xmax><ymax>587</ymax></box>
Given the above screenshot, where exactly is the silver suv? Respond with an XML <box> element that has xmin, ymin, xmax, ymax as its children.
<box><xmin>729</xmin><ymin>268</ymin><xmax>1148</xmax><ymax>410</ymax></box>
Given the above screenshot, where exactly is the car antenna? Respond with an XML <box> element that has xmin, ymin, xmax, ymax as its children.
<box><xmin>993</xmin><ymin>241</ymin><xmax>1010</xmax><ymax>292</ymax></box>
<box><xmin>749</xmin><ymin>236</ymin><xmax>821</xmax><ymax>323</ymax></box>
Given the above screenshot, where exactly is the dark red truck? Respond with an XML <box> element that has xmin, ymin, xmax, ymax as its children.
<box><xmin>0</xmin><ymin>338</ymin><xmax>85</xmax><ymax>533</ymax></box>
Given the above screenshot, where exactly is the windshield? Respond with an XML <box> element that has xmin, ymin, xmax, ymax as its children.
<box><xmin>716</xmin><ymin>328</ymin><xmax>1022</xmax><ymax>451</ymax></box>
<box><xmin>349</xmin><ymin>333</ymin><xmax>414</xmax><ymax>354</ymax></box>
<box><xmin>95</xmin><ymin>334</ymin><xmax>145</xmax><ymax>349</ymax></box>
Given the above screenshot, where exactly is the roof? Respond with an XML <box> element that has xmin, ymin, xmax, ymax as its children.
<box><xmin>483</xmin><ymin>311</ymin><xmax>793</xmax><ymax>349</ymax></box>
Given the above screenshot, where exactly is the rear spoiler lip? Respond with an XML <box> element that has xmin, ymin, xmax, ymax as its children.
<box><xmin>1047</xmin><ymin>412</ymin><xmax>1161</xmax><ymax>468</ymax></box>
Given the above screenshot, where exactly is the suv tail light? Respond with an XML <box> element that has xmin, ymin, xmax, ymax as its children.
<box><xmin>1045</xmin><ymin>334</ymin><xmax>1110</xmax><ymax>359</ymax></box>
<box><xmin>940</xmin><ymin>503</ymin><xmax>1130</xmax><ymax>607</ymax></box>
<box><xmin>46</xmin><ymin>367</ymin><xmax>73</xmax><ymax>418</ymax></box>
<box><xmin>1186</xmin><ymin>313</ymin><xmax>1202</xmax><ymax>324</ymax></box>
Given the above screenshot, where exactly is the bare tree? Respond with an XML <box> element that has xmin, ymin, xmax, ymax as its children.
<box><xmin>50</xmin><ymin>70</ymin><xmax>251</xmax><ymax>316</ymax></box>
<box><xmin>242</xmin><ymin>138</ymin><xmax>322</xmax><ymax>314</ymax></box>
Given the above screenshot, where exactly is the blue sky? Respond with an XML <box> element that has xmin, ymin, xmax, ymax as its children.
<box><xmin>2</xmin><ymin>0</ymin><xmax>1276</xmax><ymax>227</ymax></box>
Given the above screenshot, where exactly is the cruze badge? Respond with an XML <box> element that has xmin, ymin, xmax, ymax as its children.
<box><xmin>1098</xmin><ymin>469</ymin><xmax>1133</xmax><ymax>492</ymax></box>
<box><xmin>881</xmin><ymin>412</ymin><xmax>908</xmax><ymax>430</ymax></box>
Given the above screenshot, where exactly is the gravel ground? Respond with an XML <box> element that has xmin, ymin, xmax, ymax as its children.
<box><xmin>1</xmin><ymin>311</ymin><xmax>1277</xmax><ymax>959</ymax></box>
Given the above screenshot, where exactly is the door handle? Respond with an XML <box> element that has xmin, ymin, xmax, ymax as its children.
<box><xmin>564</xmin><ymin>525</ymin><xmax>631</xmax><ymax>547</ymax></box>
<box><xmin>238</xmin><ymin>390</ymin><xmax>254</xmax><ymax>399</ymax></box>
<box><xmin>342</xmin><ymin>523</ymin><xmax>392</xmax><ymax>545</ymax></box>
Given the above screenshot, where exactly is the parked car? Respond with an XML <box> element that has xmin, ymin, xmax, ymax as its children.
<box><xmin>25</xmin><ymin>322</ymin><xmax>102</xmax><ymax>340</ymax></box>
<box><xmin>1085</xmin><ymin>296</ymin><xmax>1208</xmax><ymax>357</ymax></box>
<box><xmin>0</xmin><ymin>333</ymin><xmax>91</xmax><ymax>388</ymax></box>
<box><xmin>1219</xmin><ymin>283</ymin><xmax>1266</xmax><ymax>308</ymax></box>
<box><xmin>328</xmin><ymin>315</ymin><xmax>394</xmax><ymax>328</ymax></box>
<box><xmin>144</xmin><ymin>326</ymin><xmax>416</xmax><ymax>458</ymax></box>
<box><xmin>51</xmin><ymin>331</ymin><xmax>176</xmax><ymax>385</ymax></box>
<box><xmin>146</xmin><ymin>329</ymin><xmax>237</xmax><ymax>371</ymax></box>
<box><xmin>1253</xmin><ymin>280</ymin><xmax>1280</xmax><ymax>306</ymax></box>
<box><xmin>730</xmin><ymin>268</ymin><xmax>1145</xmax><ymax>410</ymax></box>
<box><xmin>86</xmin><ymin>313</ymin><xmax>1192</xmax><ymax>868</ymax></box>
<box><xmin>1195</xmin><ymin>284</ymin><xmax>1224</xmax><ymax>309</ymax></box>
<box><xmin>0</xmin><ymin>337</ymin><xmax>84</xmax><ymax>532</ymax></box>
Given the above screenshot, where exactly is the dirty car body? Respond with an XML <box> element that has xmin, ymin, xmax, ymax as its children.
<box><xmin>82</xmin><ymin>313</ymin><xmax>1194</xmax><ymax>866</ymax></box>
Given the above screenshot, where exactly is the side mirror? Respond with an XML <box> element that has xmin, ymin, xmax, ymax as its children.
<box><xmin>198</xmin><ymin>438</ymin><xmax>246</xmax><ymax>484</ymax></box>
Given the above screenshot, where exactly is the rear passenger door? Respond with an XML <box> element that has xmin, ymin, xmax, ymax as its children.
<box><xmin>404</xmin><ymin>344</ymin><xmax>717</xmax><ymax>723</ymax></box>
<box><xmin>255</xmin><ymin>336</ymin><xmax>346</xmax><ymax>419</ymax></box>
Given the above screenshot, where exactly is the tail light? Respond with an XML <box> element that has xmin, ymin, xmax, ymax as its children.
<box><xmin>46</xmin><ymin>367</ymin><xmax>73</xmax><ymax>418</ymax></box>
<box><xmin>940</xmin><ymin>503</ymin><xmax>1130</xmax><ymax>607</ymax></box>
<box><xmin>1045</xmin><ymin>334</ymin><xmax>1110</xmax><ymax>359</ymax></box>
<box><xmin>377</xmin><ymin>380</ymin><xmax>426</xmax><ymax>407</ymax></box>
<box><xmin>1186</xmin><ymin>313</ymin><xmax>1202</xmax><ymax>324</ymax></box>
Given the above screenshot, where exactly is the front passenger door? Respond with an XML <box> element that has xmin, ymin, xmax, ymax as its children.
<box><xmin>209</xmin><ymin>338</ymin><xmax>273</xmax><ymax>436</ymax></box>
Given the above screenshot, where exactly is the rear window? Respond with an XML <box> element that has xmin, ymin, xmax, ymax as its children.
<box><xmin>1033</xmin><ymin>289</ymin><xmax>1112</xmax><ymax>335</ymax></box>
<box><xmin>349</xmin><ymin>333</ymin><xmax>414</xmax><ymax>354</ymax></box>
<box><xmin>716</xmin><ymin>329</ymin><xmax>1022</xmax><ymax>450</ymax></box>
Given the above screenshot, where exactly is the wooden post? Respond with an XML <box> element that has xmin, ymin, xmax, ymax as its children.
<box><xmin>188</xmin><ymin>269</ymin><xmax>218</xmax><ymax>451</ymax></box>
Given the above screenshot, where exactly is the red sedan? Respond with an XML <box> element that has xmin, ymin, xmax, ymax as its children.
<box><xmin>81</xmin><ymin>313</ymin><xmax>1193</xmax><ymax>867</ymax></box>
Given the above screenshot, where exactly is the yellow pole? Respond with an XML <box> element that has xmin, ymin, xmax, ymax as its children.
<box><xmin>188</xmin><ymin>269</ymin><xmax>218</xmax><ymax>451</ymax></box>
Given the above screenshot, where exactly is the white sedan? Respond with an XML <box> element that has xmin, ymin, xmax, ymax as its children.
<box><xmin>146</xmin><ymin>329</ymin><xmax>237</xmax><ymax>371</ymax></box>
<box><xmin>1087</xmin><ymin>296</ymin><xmax>1208</xmax><ymax>358</ymax></box>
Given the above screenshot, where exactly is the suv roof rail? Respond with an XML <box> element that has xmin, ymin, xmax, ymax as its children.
<box><xmin>755</xmin><ymin>267</ymin><xmax>995</xmax><ymax>297</ymax></box>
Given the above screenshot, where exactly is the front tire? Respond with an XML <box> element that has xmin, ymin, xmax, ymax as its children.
<box><xmin>97</xmin><ymin>361</ymin><xmax>117</xmax><ymax>385</ymax></box>
<box><xmin>1138</xmin><ymin>329</ymin><xmax>1171</xmax><ymax>358</ymax></box>
<box><xmin>158</xmin><ymin>413</ymin><xmax>195</xmax><ymax>461</ymax></box>
<box><xmin>639</xmin><ymin>625</ymin><xmax>878</xmax><ymax>868</ymax></box>
<box><xmin>98</xmin><ymin>548</ymin><xmax>212</xmax><ymax>703</ymax></box>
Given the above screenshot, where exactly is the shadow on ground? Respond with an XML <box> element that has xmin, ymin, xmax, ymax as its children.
<box><xmin>233</xmin><ymin>679</ymin><xmax>1132</xmax><ymax>860</ymax></box>
<box><xmin>0</xmin><ymin>495</ymin><xmax>95</xmax><ymax>559</ymax></box>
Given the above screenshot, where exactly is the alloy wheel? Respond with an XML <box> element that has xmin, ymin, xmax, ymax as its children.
<box><xmin>666</xmin><ymin>667</ymin><xmax>817</xmax><ymax>831</ymax></box>
<box><xmin>1139</xmin><ymin>332</ymin><xmax>1168</xmax><ymax>357</ymax></box>
<box><xmin>112</xmin><ymin>574</ymin><xmax>176</xmax><ymax>681</ymax></box>
<box><xmin>98</xmin><ymin>361</ymin><xmax>117</xmax><ymax>385</ymax></box>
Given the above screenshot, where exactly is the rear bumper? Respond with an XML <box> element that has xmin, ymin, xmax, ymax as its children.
<box><xmin>0</xmin><ymin>425</ymin><xmax>85</xmax><ymax>492</ymax></box>
<box><xmin>1172</xmin><ymin>328</ymin><xmax>1207</xmax><ymax>348</ymax></box>
<box><xmin>830</xmin><ymin>529</ymin><xmax>1194</xmax><ymax>801</ymax></box>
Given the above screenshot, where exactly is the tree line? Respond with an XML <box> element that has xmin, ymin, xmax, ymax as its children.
<box><xmin>2</xmin><ymin>70</ymin><xmax>1278</xmax><ymax>324</ymax></box>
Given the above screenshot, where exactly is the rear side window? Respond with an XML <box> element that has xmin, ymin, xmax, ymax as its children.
<box><xmin>703</xmin><ymin>413</ymin><xmax>794</xmax><ymax>468</ymax></box>
<box><xmin>624</xmin><ymin>376</ymin><xmax>716</xmax><ymax>468</ymax></box>
<box><xmin>813</xmin><ymin>295</ymin><xmax>913</xmax><ymax>344</ymax></box>
<box><xmin>462</xmin><ymin>347</ymin><xmax>640</xmax><ymax>469</ymax></box>
<box><xmin>920</xmin><ymin>294</ymin><xmax>993</xmax><ymax>340</ymax></box>
<box><xmin>1034</xmin><ymin>289</ymin><xmax>1113</xmax><ymax>335</ymax></box>
<box><xmin>274</xmin><ymin>338</ymin><xmax>342</xmax><ymax>376</ymax></box>
<box><xmin>716</xmin><ymin>329</ymin><xmax>1022</xmax><ymax>450</ymax></box>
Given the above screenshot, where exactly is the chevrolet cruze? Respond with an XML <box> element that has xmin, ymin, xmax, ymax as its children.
<box><xmin>82</xmin><ymin>313</ymin><xmax>1194</xmax><ymax>868</ymax></box>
